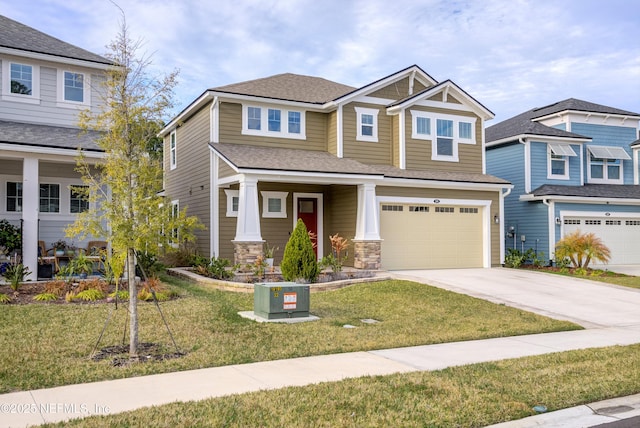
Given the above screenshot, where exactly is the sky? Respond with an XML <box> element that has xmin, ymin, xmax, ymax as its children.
<box><xmin>1</xmin><ymin>0</ymin><xmax>639</xmax><ymax>124</ymax></box>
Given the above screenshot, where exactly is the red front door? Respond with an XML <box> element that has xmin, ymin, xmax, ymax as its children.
<box><xmin>297</xmin><ymin>198</ymin><xmax>317</xmax><ymax>257</ymax></box>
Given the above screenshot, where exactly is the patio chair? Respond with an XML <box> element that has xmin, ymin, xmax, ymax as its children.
<box><xmin>85</xmin><ymin>241</ymin><xmax>108</xmax><ymax>271</ymax></box>
<box><xmin>38</xmin><ymin>241</ymin><xmax>56</xmax><ymax>278</ymax></box>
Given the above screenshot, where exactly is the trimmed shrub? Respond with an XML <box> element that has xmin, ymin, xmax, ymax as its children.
<box><xmin>281</xmin><ymin>219</ymin><xmax>318</xmax><ymax>283</ymax></box>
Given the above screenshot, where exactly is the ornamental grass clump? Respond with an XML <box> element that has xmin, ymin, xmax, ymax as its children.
<box><xmin>281</xmin><ymin>219</ymin><xmax>318</xmax><ymax>283</ymax></box>
<box><xmin>555</xmin><ymin>230</ymin><xmax>611</xmax><ymax>269</ymax></box>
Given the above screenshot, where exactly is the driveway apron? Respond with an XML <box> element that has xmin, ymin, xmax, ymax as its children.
<box><xmin>391</xmin><ymin>268</ymin><xmax>640</xmax><ymax>328</ymax></box>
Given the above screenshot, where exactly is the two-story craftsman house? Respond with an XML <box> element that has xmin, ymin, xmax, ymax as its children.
<box><xmin>486</xmin><ymin>99</ymin><xmax>640</xmax><ymax>265</ymax></box>
<box><xmin>161</xmin><ymin>65</ymin><xmax>511</xmax><ymax>270</ymax></box>
<box><xmin>0</xmin><ymin>15</ymin><xmax>110</xmax><ymax>279</ymax></box>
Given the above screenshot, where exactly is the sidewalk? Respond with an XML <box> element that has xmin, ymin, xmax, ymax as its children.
<box><xmin>1</xmin><ymin>324</ymin><xmax>640</xmax><ymax>427</ymax></box>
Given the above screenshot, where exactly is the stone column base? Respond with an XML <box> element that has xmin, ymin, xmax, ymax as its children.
<box><xmin>232</xmin><ymin>241</ymin><xmax>264</xmax><ymax>266</ymax></box>
<box><xmin>352</xmin><ymin>240</ymin><xmax>382</xmax><ymax>270</ymax></box>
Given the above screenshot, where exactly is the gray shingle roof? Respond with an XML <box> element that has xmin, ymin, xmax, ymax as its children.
<box><xmin>373</xmin><ymin>165</ymin><xmax>510</xmax><ymax>185</ymax></box>
<box><xmin>212</xmin><ymin>143</ymin><xmax>510</xmax><ymax>185</ymax></box>
<box><xmin>0</xmin><ymin>14</ymin><xmax>111</xmax><ymax>65</ymax></box>
<box><xmin>532</xmin><ymin>184</ymin><xmax>640</xmax><ymax>199</ymax></box>
<box><xmin>487</xmin><ymin>98</ymin><xmax>640</xmax><ymax>144</ymax></box>
<box><xmin>211</xmin><ymin>73</ymin><xmax>356</xmax><ymax>104</ymax></box>
<box><xmin>0</xmin><ymin>120</ymin><xmax>103</xmax><ymax>152</ymax></box>
<box><xmin>211</xmin><ymin>143</ymin><xmax>380</xmax><ymax>175</ymax></box>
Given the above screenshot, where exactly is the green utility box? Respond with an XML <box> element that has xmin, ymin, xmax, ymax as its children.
<box><xmin>254</xmin><ymin>282</ymin><xmax>310</xmax><ymax>320</ymax></box>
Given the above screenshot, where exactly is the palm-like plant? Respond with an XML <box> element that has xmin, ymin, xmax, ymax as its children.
<box><xmin>555</xmin><ymin>230</ymin><xmax>611</xmax><ymax>269</ymax></box>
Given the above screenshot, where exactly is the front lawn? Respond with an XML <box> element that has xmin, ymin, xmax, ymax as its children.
<box><xmin>47</xmin><ymin>344</ymin><xmax>640</xmax><ymax>428</ymax></box>
<box><xmin>0</xmin><ymin>276</ymin><xmax>579</xmax><ymax>393</ymax></box>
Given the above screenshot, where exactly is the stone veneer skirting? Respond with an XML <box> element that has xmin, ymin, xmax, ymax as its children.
<box><xmin>352</xmin><ymin>240</ymin><xmax>381</xmax><ymax>270</ymax></box>
<box><xmin>232</xmin><ymin>240</ymin><xmax>264</xmax><ymax>266</ymax></box>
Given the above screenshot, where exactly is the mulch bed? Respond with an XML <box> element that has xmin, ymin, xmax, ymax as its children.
<box><xmin>91</xmin><ymin>342</ymin><xmax>186</xmax><ymax>366</ymax></box>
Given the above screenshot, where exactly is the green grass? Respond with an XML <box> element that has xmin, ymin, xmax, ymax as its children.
<box><xmin>48</xmin><ymin>344</ymin><xmax>640</xmax><ymax>428</ymax></box>
<box><xmin>0</xmin><ymin>276</ymin><xmax>578</xmax><ymax>393</ymax></box>
<box><xmin>587</xmin><ymin>274</ymin><xmax>640</xmax><ymax>289</ymax></box>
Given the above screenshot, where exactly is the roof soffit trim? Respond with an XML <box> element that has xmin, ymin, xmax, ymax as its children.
<box><xmin>0</xmin><ymin>47</ymin><xmax>112</xmax><ymax>70</ymax></box>
<box><xmin>532</xmin><ymin>109</ymin><xmax>640</xmax><ymax>123</ymax></box>
<box><xmin>486</xmin><ymin>133</ymin><xmax>591</xmax><ymax>147</ymax></box>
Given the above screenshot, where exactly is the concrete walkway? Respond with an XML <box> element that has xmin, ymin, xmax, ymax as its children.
<box><xmin>2</xmin><ymin>268</ymin><xmax>640</xmax><ymax>427</ymax></box>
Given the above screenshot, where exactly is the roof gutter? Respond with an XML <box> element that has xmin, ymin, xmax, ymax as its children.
<box><xmin>486</xmin><ymin>134</ymin><xmax>591</xmax><ymax>148</ymax></box>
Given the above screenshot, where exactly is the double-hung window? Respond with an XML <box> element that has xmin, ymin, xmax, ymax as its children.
<box><xmin>354</xmin><ymin>107</ymin><xmax>379</xmax><ymax>142</ymax></box>
<box><xmin>243</xmin><ymin>105</ymin><xmax>305</xmax><ymax>139</ymax></box>
<box><xmin>587</xmin><ymin>145</ymin><xmax>629</xmax><ymax>184</ymax></box>
<box><xmin>6</xmin><ymin>182</ymin><xmax>22</xmax><ymax>212</ymax></box>
<box><xmin>40</xmin><ymin>184</ymin><xmax>60</xmax><ymax>213</ymax></box>
<box><xmin>547</xmin><ymin>143</ymin><xmax>577</xmax><ymax>179</ymax></box>
<box><xmin>2</xmin><ymin>61</ymin><xmax>39</xmax><ymax>103</ymax></box>
<box><xmin>435</xmin><ymin>118</ymin><xmax>454</xmax><ymax>158</ymax></box>
<box><xmin>70</xmin><ymin>185</ymin><xmax>89</xmax><ymax>213</ymax></box>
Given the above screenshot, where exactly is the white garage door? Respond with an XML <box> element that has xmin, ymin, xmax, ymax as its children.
<box><xmin>563</xmin><ymin>216</ymin><xmax>640</xmax><ymax>265</ymax></box>
<box><xmin>380</xmin><ymin>203</ymin><xmax>484</xmax><ymax>270</ymax></box>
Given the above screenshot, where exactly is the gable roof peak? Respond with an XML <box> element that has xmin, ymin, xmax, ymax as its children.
<box><xmin>531</xmin><ymin>97</ymin><xmax>640</xmax><ymax>119</ymax></box>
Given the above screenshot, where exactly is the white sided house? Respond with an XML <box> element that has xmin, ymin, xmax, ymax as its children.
<box><xmin>0</xmin><ymin>15</ymin><xmax>110</xmax><ymax>279</ymax></box>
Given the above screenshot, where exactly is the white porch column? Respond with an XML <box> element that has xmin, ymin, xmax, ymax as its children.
<box><xmin>234</xmin><ymin>175</ymin><xmax>262</xmax><ymax>241</ymax></box>
<box><xmin>22</xmin><ymin>157</ymin><xmax>39</xmax><ymax>281</ymax></box>
<box><xmin>354</xmin><ymin>182</ymin><xmax>380</xmax><ymax>240</ymax></box>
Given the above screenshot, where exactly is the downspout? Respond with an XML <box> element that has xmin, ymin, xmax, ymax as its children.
<box><xmin>542</xmin><ymin>198</ymin><xmax>555</xmax><ymax>264</ymax></box>
<box><xmin>499</xmin><ymin>187</ymin><xmax>512</xmax><ymax>265</ymax></box>
<box><xmin>519</xmin><ymin>137</ymin><xmax>531</xmax><ymax>193</ymax></box>
<box><xmin>210</xmin><ymin>96</ymin><xmax>219</xmax><ymax>258</ymax></box>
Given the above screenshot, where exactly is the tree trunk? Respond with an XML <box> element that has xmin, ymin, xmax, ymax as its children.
<box><xmin>127</xmin><ymin>247</ymin><xmax>138</xmax><ymax>358</ymax></box>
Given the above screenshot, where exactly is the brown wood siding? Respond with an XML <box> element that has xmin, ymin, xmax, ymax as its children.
<box><xmin>164</xmin><ymin>105</ymin><xmax>211</xmax><ymax>255</ymax></box>
<box><xmin>218</xmin><ymin>102</ymin><xmax>327</xmax><ymax>151</ymax></box>
<box><xmin>413</xmin><ymin>80</ymin><xmax>428</xmax><ymax>93</ymax></box>
<box><xmin>404</xmin><ymin>106</ymin><xmax>483</xmax><ymax>174</ymax></box>
<box><xmin>370</xmin><ymin>76</ymin><xmax>412</xmax><ymax>100</ymax></box>
<box><xmin>376</xmin><ymin>186</ymin><xmax>501</xmax><ymax>266</ymax></box>
<box><xmin>327</xmin><ymin>185</ymin><xmax>357</xmax><ymax>266</ymax></box>
<box><xmin>342</xmin><ymin>102</ymin><xmax>392</xmax><ymax>165</ymax></box>
<box><xmin>218</xmin><ymin>159</ymin><xmax>235</xmax><ymax>178</ymax></box>
<box><xmin>327</xmin><ymin>110</ymin><xmax>337</xmax><ymax>156</ymax></box>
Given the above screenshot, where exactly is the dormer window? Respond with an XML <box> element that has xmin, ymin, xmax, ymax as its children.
<box><xmin>242</xmin><ymin>105</ymin><xmax>305</xmax><ymax>139</ymax></box>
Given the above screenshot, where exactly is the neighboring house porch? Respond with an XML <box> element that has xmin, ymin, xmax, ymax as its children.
<box><xmin>0</xmin><ymin>121</ymin><xmax>104</xmax><ymax>280</ymax></box>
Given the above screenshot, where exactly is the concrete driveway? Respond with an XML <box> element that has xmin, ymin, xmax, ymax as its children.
<box><xmin>391</xmin><ymin>268</ymin><xmax>640</xmax><ymax>328</ymax></box>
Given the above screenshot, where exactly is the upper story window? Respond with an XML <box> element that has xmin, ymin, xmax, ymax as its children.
<box><xmin>547</xmin><ymin>143</ymin><xmax>577</xmax><ymax>180</ymax></box>
<box><xmin>242</xmin><ymin>105</ymin><xmax>305</xmax><ymax>139</ymax></box>
<box><xmin>169</xmin><ymin>131</ymin><xmax>177</xmax><ymax>170</ymax></box>
<box><xmin>2</xmin><ymin>61</ymin><xmax>40</xmax><ymax>104</ymax></box>
<box><xmin>6</xmin><ymin>182</ymin><xmax>23</xmax><ymax>212</ymax></box>
<box><xmin>70</xmin><ymin>185</ymin><xmax>89</xmax><ymax>213</ymax></box>
<box><xmin>410</xmin><ymin>111</ymin><xmax>476</xmax><ymax>162</ymax></box>
<box><xmin>354</xmin><ymin>107</ymin><xmax>379</xmax><ymax>142</ymax></box>
<box><xmin>587</xmin><ymin>145</ymin><xmax>630</xmax><ymax>184</ymax></box>
<box><xmin>40</xmin><ymin>184</ymin><xmax>60</xmax><ymax>213</ymax></box>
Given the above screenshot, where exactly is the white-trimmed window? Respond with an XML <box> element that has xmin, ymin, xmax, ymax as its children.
<box><xmin>171</xmin><ymin>200</ymin><xmax>179</xmax><ymax>241</ymax></box>
<box><xmin>39</xmin><ymin>184</ymin><xmax>60</xmax><ymax>213</ymax></box>
<box><xmin>70</xmin><ymin>185</ymin><xmax>89</xmax><ymax>213</ymax></box>
<box><xmin>587</xmin><ymin>145</ymin><xmax>629</xmax><ymax>184</ymax></box>
<box><xmin>224</xmin><ymin>189</ymin><xmax>239</xmax><ymax>217</ymax></box>
<box><xmin>169</xmin><ymin>131</ymin><xmax>177</xmax><ymax>170</ymax></box>
<box><xmin>2</xmin><ymin>61</ymin><xmax>40</xmax><ymax>103</ymax></box>
<box><xmin>354</xmin><ymin>107</ymin><xmax>379</xmax><ymax>142</ymax></box>
<box><xmin>57</xmin><ymin>70</ymin><xmax>89</xmax><ymax>106</ymax></box>
<box><xmin>6</xmin><ymin>182</ymin><xmax>23</xmax><ymax>212</ymax></box>
<box><xmin>243</xmin><ymin>105</ymin><xmax>305</xmax><ymax>139</ymax></box>
<box><xmin>260</xmin><ymin>191</ymin><xmax>288</xmax><ymax>218</ymax></box>
<box><xmin>547</xmin><ymin>143</ymin><xmax>577</xmax><ymax>179</ymax></box>
<box><xmin>411</xmin><ymin>111</ymin><xmax>476</xmax><ymax>162</ymax></box>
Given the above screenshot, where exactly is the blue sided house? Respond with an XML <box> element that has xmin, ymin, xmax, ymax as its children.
<box><xmin>486</xmin><ymin>98</ymin><xmax>640</xmax><ymax>265</ymax></box>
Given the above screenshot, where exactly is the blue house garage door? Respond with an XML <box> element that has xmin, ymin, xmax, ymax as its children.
<box><xmin>563</xmin><ymin>216</ymin><xmax>640</xmax><ymax>265</ymax></box>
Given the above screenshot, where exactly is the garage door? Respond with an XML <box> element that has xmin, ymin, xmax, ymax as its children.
<box><xmin>380</xmin><ymin>203</ymin><xmax>484</xmax><ymax>269</ymax></box>
<box><xmin>563</xmin><ymin>216</ymin><xmax>640</xmax><ymax>265</ymax></box>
